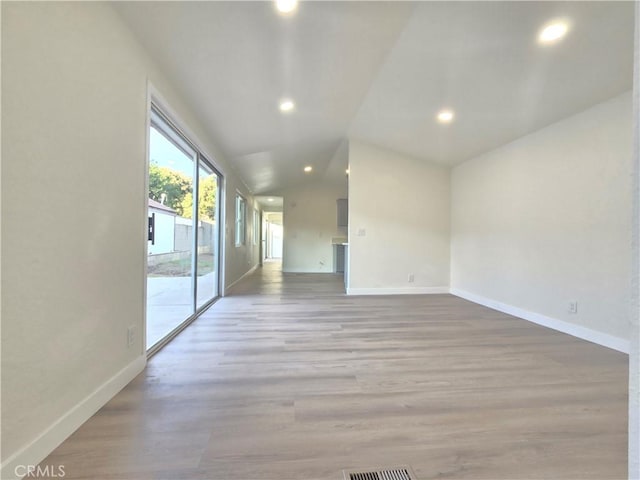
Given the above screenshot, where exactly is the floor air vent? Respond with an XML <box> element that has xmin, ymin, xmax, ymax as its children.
<box><xmin>343</xmin><ymin>466</ymin><xmax>416</xmax><ymax>480</ymax></box>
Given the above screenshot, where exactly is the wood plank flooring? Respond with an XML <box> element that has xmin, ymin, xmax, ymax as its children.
<box><xmin>40</xmin><ymin>261</ymin><xmax>628</xmax><ymax>479</ymax></box>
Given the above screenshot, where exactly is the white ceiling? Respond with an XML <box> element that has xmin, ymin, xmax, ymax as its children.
<box><xmin>350</xmin><ymin>1</ymin><xmax>635</xmax><ymax>165</ymax></box>
<box><xmin>114</xmin><ymin>1</ymin><xmax>634</xmax><ymax>193</ymax></box>
<box><xmin>255</xmin><ymin>195</ymin><xmax>284</xmax><ymax>212</ymax></box>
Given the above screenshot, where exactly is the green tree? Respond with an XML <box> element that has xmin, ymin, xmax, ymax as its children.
<box><xmin>149</xmin><ymin>163</ymin><xmax>217</xmax><ymax>221</ymax></box>
<box><xmin>179</xmin><ymin>176</ymin><xmax>217</xmax><ymax>222</ymax></box>
<box><xmin>148</xmin><ymin>164</ymin><xmax>192</xmax><ymax>216</ymax></box>
<box><xmin>198</xmin><ymin>175</ymin><xmax>217</xmax><ymax>222</ymax></box>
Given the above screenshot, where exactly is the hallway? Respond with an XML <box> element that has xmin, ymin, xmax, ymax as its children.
<box><xmin>41</xmin><ymin>262</ymin><xmax>628</xmax><ymax>479</ymax></box>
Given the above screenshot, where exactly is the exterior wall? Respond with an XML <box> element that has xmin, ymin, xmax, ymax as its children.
<box><xmin>147</xmin><ymin>208</ymin><xmax>175</xmax><ymax>255</ymax></box>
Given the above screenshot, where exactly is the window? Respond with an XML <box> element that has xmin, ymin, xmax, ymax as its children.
<box><xmin>253</xmin><ymin>210</ymin><xmax>260</xmax><ymax>245</ymax></box>
<box><xmin>235</xmin><ymin>194</ymin><xmax>246</xmax><ymax>246</ymax></box>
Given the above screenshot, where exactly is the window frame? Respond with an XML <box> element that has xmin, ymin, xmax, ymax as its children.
<box><xmin>253</xmin><ymin>209</ymin><xmax>260</xmax><ymax>245</ymax></box>
<box><xmin>146</xmin><ymin>99</ymin><xmax>224</xmax><ymax>356</ymax></box>
<box><xmin>235</xmin><ymin>194</ymin><xmax>246</xmax><ymax>246</ymax></box>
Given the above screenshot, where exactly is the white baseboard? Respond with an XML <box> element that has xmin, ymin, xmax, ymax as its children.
<box><xmin>1</xmin><ymin>355</ymin><xmax>146</xmax><ymax>480</ymax></box>
<box><xmin>347</xmin><ymin>286</ymin><xmax>449</xmax><ymax>296</ymax></box>
<box><xmin>450</xmin><ymin>288</ymin><xmax>630</xmax><ymax>354</ymax></box>
<box><xmin>282</xmin><ymin>268</ymin><xmax>336</xmax><ymax>273</ymax></box>
<box><xmin>224</xmin><ymin>264</ymin><xmax>259</xmax><ymax>295</ymax></box>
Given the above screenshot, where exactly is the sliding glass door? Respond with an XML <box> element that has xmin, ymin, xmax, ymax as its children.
<box><xmin>196</xmin><ymin>163</ymin><xmax>219</xmax><ymax>308</ymax></box>
<box><xmin>146</xmin><ymin>106</ymin><xmax>221</xmax><ymax>351</ymax></box>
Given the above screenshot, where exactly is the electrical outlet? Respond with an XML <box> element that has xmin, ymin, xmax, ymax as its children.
<box><xmin>127</xmin><ymin>325</ymin><xmax>136</xmax><ymax>348</ymax></box>
<box><xmin>408</xmin><ymin>273</ymin><xmax>415</xmax><ymax>283</ymax></box>
<box><xmin>568</xmin><ymin>301</ymin><xmax>578</xmax><ymax>314</ymax></box>
<box><xmin>357</xmin><ymin>228</ymin><xmax>366</xmax><ymax>236</ymax></box>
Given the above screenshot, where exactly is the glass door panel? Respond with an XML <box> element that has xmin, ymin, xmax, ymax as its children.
<box><xmin>196</xmin><ymin>163</ymin><xmax>219</xmax><ymax>308</ymax></box>
<box><xmin>146</xmin><ymin>118</ymin><xmax>196</xmax><ymax>349</ymax></box>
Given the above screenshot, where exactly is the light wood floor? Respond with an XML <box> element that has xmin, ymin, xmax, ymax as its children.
<box><xmin>41</xmin><ymin>261</ymin><xmax>628</xmax><ymax>479</ymax></box>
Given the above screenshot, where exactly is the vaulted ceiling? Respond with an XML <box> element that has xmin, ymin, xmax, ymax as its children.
<box><xmin>114</xmin><ymin>1</ymin><xmax>634</xmax><ymax>194</ymax></box>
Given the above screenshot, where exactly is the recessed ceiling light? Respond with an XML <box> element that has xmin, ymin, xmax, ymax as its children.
<box><xmin>275</xmin><ymin>0</ymin><xmax>298</xmax><ymax>14</ymax></box>
<box><xmin>279</xmin><ymin>99</ymin><xmax>295</xmax><ymax>112</ymax></box>
<box><xmin>538</xmin><ymin>21</ymin><xmax>569</xmax><ymax>44</ymax></box>
<box><xmin>304</xmin><ymin>165</ymin><xmax>312</xmax><ymax>173</ymax></box>
<box><xmin>268</xmin><ymin>198</ymin><xmax>274</xmax><ymax>202</ymax></box>
<box><xmin>437</xmin><ymin>109</ymin><xmax>454</xmax><ymax>124</ymax></box>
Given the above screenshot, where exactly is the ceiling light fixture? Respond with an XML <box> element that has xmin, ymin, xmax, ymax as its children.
<box><xmin>279</xmin><ymin>99</ymin><xmax>295</xmax><ymax>112</ymax></box>
<box><xmin>268</xmin><ymin>198</ymin><xmax>274</xmax><ymax>202</ymax></box>
<box><xmin>345</xmin><ymin>168</ymin><xmax>350</xmax><ymax>175</ymax></box>
<box><xmin>437</xmin><ymin>109</ymin><xmax>454</xmax><ymax>124</ymax></box>
<box><xmin>275</xmin><ymin>0</ymin><xmax>298</xmax><ymax>14</ymax></box>
<box><xmin>538</xmin><ymin>20</ymin><xmax>569</xmax><ymax>44</ymax></box>
<box><xmin>304</xmin><ymin>165</ymin><xmax>312</xmax><ymax>173</ymax></box>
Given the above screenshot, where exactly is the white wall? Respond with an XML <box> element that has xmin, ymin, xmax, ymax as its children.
<box><xmin>451</xmin><ymin>92</ymin><xmax>633</xmax><ymax>346</ymax></box>
<box><xmin>629</xmin><ymin>4</ymin><xmax>639</xmax><ymax>477</ymax></box>
<box><xmin>225</xmin><ymin>195</ymin><xmax>261</xmax><ymax>291</ymax></box>
<box><xmin>271</xmin><ymin>181</ymin><xmax>347</xmax><ymax>273</ymax></box>
<box><xmin>1</xmin><ymin>3</ymin><xmax>258</xmax><ymax>477</ymax></box>
<box><xmin>347</xmin><ymin>140</ymin><xmax>451</xmax><ymax>294</ymax></box>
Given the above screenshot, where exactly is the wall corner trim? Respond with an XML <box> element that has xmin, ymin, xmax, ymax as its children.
<box><xmin>450</xmin><ymin>288</ymin><xmax>630</xmax><ymax>354</ymax></box>
<box><xmin>346</xmin><ymin>286</ymin><xmax>450</xmax><ymax>296</ymax></box>
<box><xmin>0</xmin><ymin>355</ymin><xmax>147</xmax><ymax>480</ymax></box>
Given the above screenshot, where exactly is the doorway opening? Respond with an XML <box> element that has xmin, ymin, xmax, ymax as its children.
<box><xmin>263</xmin><ymin>212</ymin><xmax>283</xmax><ymax>261</ymax></box>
